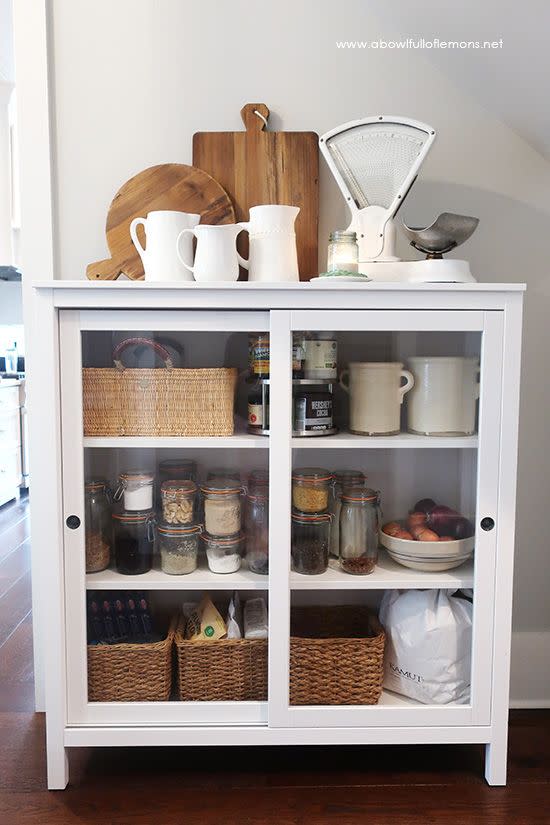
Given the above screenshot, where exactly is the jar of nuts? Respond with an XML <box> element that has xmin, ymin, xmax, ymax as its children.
<box><xmin>292</xmin><ymin>468</ymin><xmax>333</xmax><ymax>514</ymax></box>
<box><xmin>160</xmin><ymin>480</ymin><xmax>197</xmax><ymax>525</ymax></box>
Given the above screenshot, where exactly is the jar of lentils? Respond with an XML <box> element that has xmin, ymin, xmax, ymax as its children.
<box><xmin>292</xmin><ymin>468</ymin><xmax>333</xmax><ymax>513</ymax></box>
<box><xmin>158</xmin><ymin>522</ymin><xmax>201</xmax><ymax>575</ymax></box>
<box><xmin>160</xmin><ymin>480</ymin><xmax>197</xmax><ymax>524</ymax></box>
<box><xmin>291</xmin><ymin>511</ymin><xmax>330</xmax><ymax>574</ymax></box>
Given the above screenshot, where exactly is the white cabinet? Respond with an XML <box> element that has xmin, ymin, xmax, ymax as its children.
<box><xmin>0</xmin><ymin>382</ymin><xmax>22</xmax><ymax>506</ymax></box>
<box><xmin>33</xmin><ymin>282</ymin><xmax>524</xmax><ymax>790</ymax></box>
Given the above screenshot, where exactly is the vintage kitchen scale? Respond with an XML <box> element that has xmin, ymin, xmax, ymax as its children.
<box><xmin>319</xmin><ymin>115</ymin><xmax>478</xmax><ymax>283</ymax></box>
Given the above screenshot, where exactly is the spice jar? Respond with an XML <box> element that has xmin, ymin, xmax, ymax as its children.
<box><xmin>201</xmin><ymin>480</ymin><xmax>242</xmax><ymax>536</ymax></box>
<box><xmin>158</xmin><ymin>522</ymin><xmax>201</xmax><ymax>575</ymax></box>
<box><xmin>116</xmin><ymin>470</ymin><xmax>154</xmax><ymax>512</ymax></box>
<box><xmin>249</xmin><ymin>333</ymin><xmax>270</xmax><ymax>377</ymax></box>
<box><xmin>245</xmin><ymin>492</ymin><xmax>269</xmax><ymax>574</ymax></box>
<box><xmin>202</xmin><ymin>532</ymin><xmax>244</xmax><ymax>574</ymax></box>
<box><xmin>160</xmin><ymin>480</ymin><xmax>197</xmax><ymax>524</ymax></box>
<box><xmin>339</xmin><ymin>488</ymin><xmax>380</xmax><ymax>575</ymax></box>
<box><xmin>84</xmin><ymin>480</ymin><xmax>111</xmax><ymax>573</ymax></box>
<box><xmin>328</xmin><ymin>470</ymin><xmax>367</xmax><ymax>558</ymax></box>
<box><xmin>112</xmin><ymin>510</ymin><xmax>155</xmax><ymax>575</ymax></box>
<box><xmin>303</xmin><ymin>332</ymin><xmax>338</xmax><ymax>380</ymax></box>
<box><xmin>291</xmin><ymin>511</ymin><xmax>330</xmax><ymax>575</ymax></box>
<box><xmin>292</xmin><ymin>468</ymin><xmax>333</xmax><ymax>513</ymax></box>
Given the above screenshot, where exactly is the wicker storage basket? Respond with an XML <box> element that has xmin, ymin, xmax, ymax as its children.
<box><xmin>87</xmin><ymin>617</ymin><xmax>176</xmax><ymax>702</ymax></box>
<box><xmin>175</xmin><ymin>617</ymin><xmax>268</xmax><ymax>702</ymax></box>
<box><xmin>290</xmin><ymin>606</ymin><xmax>385</xmax><ymax>706</ymax></box>
<box><xmin>82</xmin><ymin>338</ymin><xmax>237</xmax><ymax>437</ymax></box>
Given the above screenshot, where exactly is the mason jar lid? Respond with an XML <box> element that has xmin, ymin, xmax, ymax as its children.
<box><xmin>112</xmin><ymin>508</ymin><xmax>155</xmax><ymax>523</ymax></box>
<box><xmin>157</xmin><ymin>521</ymin><xmax>202</xmax><ymax>536</ymax></box>
<box><xmin>160</xmin><ymin>480</ymin><xmax>197</xmax><ymax>495</ymax></box>
<box><xmin>201</xmin><ymin>531</ymin><xmax>244</xmax><ymax>546</ymax></box>
<box><xmin>292</xmin><ymin>467</ymin><xmax>333</xmax><ymax>483</ymax></box>
<box><xmin>334</xmin><ymin>470</ymin><xmax>366</xmax><ymax>485</ymax></box>
<box><xmin>159</xmin><ymin>458</ymin><xmax>197</xmax><ymax>473</ymax></box>
<box><xmin>341</xmin><ymin>487</ymin><xmax>379</xmax><ymax>503</ymax></box>
<box><xmin>206</xmin><ymin>468</ymin><xmax>241</xmax><ymax>481</ymax></box>
<box><xmin>292</xmin><ymin>510</ymin><xmax>331</xmax><ymax>524</ymax></box>
<box><xmin>85</xmin><ymin>479</ymin><xmax>107</xmax><ymax>492</ymax></box>
<box><xmin>246</xmin><ymin>492</ymin><xmax>268</xmax><ymax>503</ymax></box>
<box><xmin>201</xmin><ymin>479</ymin><xmax>242</xmax><ymax>495</ymax></box>
<box><xmin>248</xmin><ymin>469</ymin><xmax>269</xmax><ymax>484</ymax></box>
<box><xmin>329</xmin><ymin>230</ymin><xmax>357</xmax><ymax>243</ymax></box>
<box><xmin>119</xmin><ymin>470</ymin><xmax>154</xmax><ymax>485</ymax></box>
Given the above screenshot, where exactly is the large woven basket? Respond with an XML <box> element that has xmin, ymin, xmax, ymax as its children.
<box><xmin>175</xmin><ymin>617</ymin><xmax>268</xmax><ymax>702</ymax></box>
<box><xmin>82</xmin><ymin>338</ymin><xmax>237</xmax><ymax>437</ymax></box>
<box><xmin>87</xmin><ymin>617</ymin><xmax>176</xmax><ymax>702</ymax></box>
<box><xmin>290</xmin><ymin>606</ymin><xmax>385</xmax><ymax>706</ymax></box>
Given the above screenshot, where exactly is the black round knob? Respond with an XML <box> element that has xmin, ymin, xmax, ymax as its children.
<box><xmin>66</xmin><ymin>515</ymin><xmax>81</xmax><ymax>530</ymax></box>
<box><xmin>480</xmin><ymin>517</ymin><xmax>495</xmax><ymax>532</ymax></box>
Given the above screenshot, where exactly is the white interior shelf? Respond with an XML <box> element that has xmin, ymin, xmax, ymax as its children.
<box><xmin>292</xmin><ymin>432</ymin><xmax>478</xmax><ymax>449</ymax></box>
<box><xmin>86</xmin><ymin>559</ymin><xmax>268</xmax><ymax>590</ymax></box>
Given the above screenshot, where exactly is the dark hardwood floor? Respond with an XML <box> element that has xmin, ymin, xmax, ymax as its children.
<box><xmin>0</xmin><ymin>494</ymin><xmax>549</xmax><ymax>824</ymax></box>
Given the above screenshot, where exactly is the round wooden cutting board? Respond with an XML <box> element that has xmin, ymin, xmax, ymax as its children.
<box><xmin>86</xmin><ymin>163</ymin><xmax>235</xmax><ymax>280</ymax></box>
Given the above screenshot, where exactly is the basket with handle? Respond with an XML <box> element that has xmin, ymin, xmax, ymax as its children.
<box><xmin>82</xmin><ymin>337</ymin><xmax>237</xmax><ymax>437</ymax></box>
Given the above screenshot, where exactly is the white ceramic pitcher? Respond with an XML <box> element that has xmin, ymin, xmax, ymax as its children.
<box><xmin>239</xmin><ymin>205</ymin><xmax>300</xmax><ymax>282</ymax></box>
<box><xmin>340</xmin><ymin>362</ymin><xmax>415</xmax><ymax>436</ymax></box>
<box><xmin>407</xmin><ymin>356</ymin><xmax>480</xmax><ymax>436</ymax></box>
<box><xmin>176</xmin><ymin>224</ymin><xmax>247</xmax><ymax>282</ymax></box>
<box><xmin>130</xmin><ymin>210</ymin><xmax>200</xmax><ymax>282</ymax></box>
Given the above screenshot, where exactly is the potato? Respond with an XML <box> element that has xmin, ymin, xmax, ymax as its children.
<box><xmin>383</xmin><ymin>521</ymin><xmax>402</xmax><ymax>537</ymax></box>
<box><xmin>408</xmin><ymin>511</ymin><xmax>427</xmax><ymax>531</ymax></box>
<box><xmin>415</xmin><ymin>527</ymin><xmax>439</xmax><ymax>542</ymax></box>
<box><xmin>395</xmin><ymin>528</ymin><xmax>413</xmax><ymax>540</ymax></box>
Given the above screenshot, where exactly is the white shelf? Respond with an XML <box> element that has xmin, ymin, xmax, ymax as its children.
<box><xmin>290</xmin><ymin>552</ymin><xmax>474</xmax><ymax>590</ymax></box>
<box><xmin>292</xmin><ymin>432</ymin><xmax>478</xmax><ymax>449</ymax></box>
<box><xmin>86</xmin><ymin>559</ymin><xmax>268</xmax><ymax>590</ymax></box>
<box><xmin>83</xmin><ymin>434</ymin><xmax>267</xmax><ymax>449</ymax></box>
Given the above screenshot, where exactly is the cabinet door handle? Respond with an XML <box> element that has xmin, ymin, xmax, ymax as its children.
<box><xmin>66</xmin><ymin>515</ymin><xmax>81</xmax><ymax>530</ymax></box>
<box><xmin>480</xmin><ymin>517</ymin><xmax>495</xmax><ymax>531</ymax></box>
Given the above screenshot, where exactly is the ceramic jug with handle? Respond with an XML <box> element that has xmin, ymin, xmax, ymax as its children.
<box><xmin>340</xmin><ymin>362</ymin><xmax>415</xmax><ymax>436</ymax></box>
<box><xmin>130</xmin><ymin>210</ymin><xmax>200</xmax><ymax>282</ymax></box>
<box><xmin>239</xmin><ymin>205</ymin><xmax>300</xmax><ymax>282</ymax></box>
<box><xmin>176</xmin><ymin>224</ymin><xmax>246</xmax><ymax>282</ymax></box>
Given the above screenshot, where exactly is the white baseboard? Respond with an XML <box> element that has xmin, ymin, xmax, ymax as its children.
<box><xmin>510</xmin><ymin>631</ymin><xmax>550</xmax><ymax>708</ymax></box>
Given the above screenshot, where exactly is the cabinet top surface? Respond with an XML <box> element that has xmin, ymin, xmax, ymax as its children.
<box><xmin>34</xmin><ymin>280</ymin><xmax>526</xmax><ymax>292</ymax></box>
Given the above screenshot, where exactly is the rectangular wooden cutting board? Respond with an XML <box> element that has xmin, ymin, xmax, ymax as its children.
<box><xmin>193</xmin><ymin>103</ymin><xmax>319</xmax><ymax>280</ymax></box>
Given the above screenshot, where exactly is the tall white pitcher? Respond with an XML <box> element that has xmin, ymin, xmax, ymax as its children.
<box><xmin>130</xmin><ymin>210</ymin><xmax>200</xmax><ymax>282</ymax></box>
<box><xmin>239</xmin><ymin>205</ymin><xmax>300</xmax><ymax>282</ymax></box>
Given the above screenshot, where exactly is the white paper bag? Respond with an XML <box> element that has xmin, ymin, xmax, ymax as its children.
<box><xmin>379</xmin><ymin>589</ymin><xmax>472</xmax><ymax>705</ymax></box>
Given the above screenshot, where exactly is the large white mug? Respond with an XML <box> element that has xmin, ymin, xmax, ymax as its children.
<box><xmin>176</xmin><ymin>224</ymin><xmax>247</xmax><ymax>283</ymax></box>
<box><xmin>130</xmin><ymin>210</ymin><xmax>200</xmax><ymax>282</ymax></box>
<box><xmin>239</xmin><ymin>204</ymin><xmax>300</xmax><ymax>283</ymax></box>
<box><xmin>407</xmin><ymin>356</ymin><xmax>480</xmax><ymax>436</ymax></box>
<box><xmin>340</xmin><ymin>362</ymin><xmax>414</xmax><ymax>436</ymax></box>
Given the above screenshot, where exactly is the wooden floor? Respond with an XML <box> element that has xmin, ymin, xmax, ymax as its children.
<box><xmin>0</xmin><ymin>495</ymin><xmax>549</xmax><ymax>824</ymax></box>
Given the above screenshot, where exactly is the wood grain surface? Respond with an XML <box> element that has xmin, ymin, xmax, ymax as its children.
<box><xmin>193</xmin><ymin>103</ymin><xmax>319</xmax><ymax>280</ymax></box>
<box><xmin>86</xmin><ymin>164</ymin><xmax>235</xmax><ymax>280</ymax></box>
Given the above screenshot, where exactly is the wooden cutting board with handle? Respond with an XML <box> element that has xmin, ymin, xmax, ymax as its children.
<box><xmin>193</xmin><ymin>104</ymin><xmax>319</xmax><ymax>280</ymax></box>
<box><xmin>86</xmin><ymin>163</ymin><xmax>235</xmax><ymax>280</ymax></box>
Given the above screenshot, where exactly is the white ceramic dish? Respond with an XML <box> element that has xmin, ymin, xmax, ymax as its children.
<box><xmin>380</xmin><ymin>523</ymin><xmax>475</xmax><ymax>558</ymax></box>
<box><xmin>385</xmin><ymin>549</ymin><xmax>473</xmax><ymax>573</ymax></box>
<box><xmin>309</xmin><ymin>275</ymin><xmax>372</xmax><ymax>285</ymax></box>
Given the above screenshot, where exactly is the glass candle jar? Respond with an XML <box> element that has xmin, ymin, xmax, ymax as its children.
<box><xmin>160</xmin><ymin>480</ymin><xmax>197</xmax><ymax>525</ymax></box>
<box><xmin>112</xmin><ymin>510</ymin><xmax>155</xmax><ymax>575</ymax></box>
<box><xmin>158</xmin><ymin>522</ymin><xmax>201</xmax><ymax>575</ymax></box>
<box><xmin>339</xmin><ymin>488</ymin><xmax>380</xmax><ymax>575</ymax></box>
<box><xmin>245</xmin><ymin>492</ymin><xmax>269</xmax><ymax>574</ymax></box>
<box><xmin>303</xmin><ymin>332</ymin><xmax>338</xmax><ymax>380</ymax></box>
<box><xmin>328</xmin><ymin>470</ymin><xmax>367</xmax><ymax>558</ymax></box>
<box><xmin>292</xmin><ymin>468</ymin><xmax>333</xmax><ymax>513</ymax></box>
<box><xmin>327</xmin><ymin>230</ymin><xmax>359</xmax><ymax>274</ymax></box>
<box><xmin>84</xmin><ymin>479</ymin><xmax>112</xmax><ymax>573</ymax></box>
<box><xmin>116</xmin><ymin>470</ymin><xmax>154</xmax><ymax>511</ymax></box>
<box><xmin>202</xmin><ymin>532</ymin><xmax>244</xmax><ymax>574</ymax></box>
<box><xmin>201</xmin><ymin>480</ymin><xmax>242</xmax><ymax>536</ymax></box>
<box><xmin>291</xmin><ymin>511</ymin><xmax>331</xmax><ymax>575</ymax></box>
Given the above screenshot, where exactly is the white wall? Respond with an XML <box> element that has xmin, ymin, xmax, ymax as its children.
<box><xmin>48</xmin><ymin>0</ymin><xmax>550</xmax><ymax>641</ymax></box>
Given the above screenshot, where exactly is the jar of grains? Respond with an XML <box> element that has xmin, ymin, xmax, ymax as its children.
<box><xmin>112</xmin><ymin>510</ymin><xmax>155</xmax><ymax>575</ymax></box>
<box><xmin>339</xmin><ymin>487</ymin><xmax>380</xmax><ymax>575</ymax></box>
<box><xmin>291</xmin><ymin>511</ymin><xmax>331</xmax><ymax>575</ymax></box>
<box><xmin>328</xmin><ymin>470</ymin><xmax>366</xmax><ymax>558</ymax></box>
<box><xmin>116</xmin><ymin>470</ymin><xmax>154</xmax><ymax>511</ymax></box>
<box><xmin>158</xmin><ymin>522</ymin><xmax>201</xmax><ymax>575</ymax></box>
<box><xmin>201</xmin><ymin>479</ymin><xmax>242</xmax><ymax>536</ymax></box>
<box><xmin>84</xmin><ymin>479</ymin><xmax>112</xmax><ymax>573</ymax></box>
<box><xmin>160</xmin><ymin>480</ymin><xmax>197</xmax><ymax>524</ymax></box>
<box><xmin>245</xmin><ymin>492</ymin><xmax>269</xmax><ymax>574</ymax></box>
<box><xmin>202</xmin><ymin>532</ymin><xmax>244</xmax><ymax>574</ymax></box>
<box><xmin>292</xmin><ymin>468</ymin><xmax>333</xmax><ymax>513</ymax></box>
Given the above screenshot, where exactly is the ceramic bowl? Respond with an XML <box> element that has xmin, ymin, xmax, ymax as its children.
<box><xmin>379</xmin><ymin>522</ymin><xmax>475</xmax><ymax>558</ymax></box>
<box><xmin>385</xmin><ymin>549</ymin><xmax>473</xmax><ymax>573</ymax></box>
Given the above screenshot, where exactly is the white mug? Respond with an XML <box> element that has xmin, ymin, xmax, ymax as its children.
<box><xmin>340</xmin><ymin>362</ymin><xmax>414</xmax><ymax>436</ymax></box>
<box><xmin>130</xmin><ymin>210</ymin><xmax>200</xmax><ymax>282</ymax></box>
<box><xmin>407</xmin><ymin>356</ymin><xmax>480</xmax><ymax>436</ymax></box>
<box><xmin>239</xmin><ymin>204</ymin><xmax>300</xmax><ymax>283</ymax></box>
<box><xmin>176</xmin><ymin>224</ymin><xmax>247</xmax><ymax>283</ymax></box>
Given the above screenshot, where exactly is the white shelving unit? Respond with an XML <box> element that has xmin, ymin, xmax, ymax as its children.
<box><xmin>33</xmin><ymin>281</ymin><xmax>524</xmax><ymax>790</ymax></box>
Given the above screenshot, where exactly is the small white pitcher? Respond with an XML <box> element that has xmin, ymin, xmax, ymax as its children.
<box><xmin>239</xmin><ymin>204</ymin><xmax>300</xmax><ymax>283</ymax></box>
<box><xmin>176</xmin><ymin>224</ymin><xmax>247</xmax><ymax>282</ymax></box>
<box><xmin>407</xmin><ymin>356</ymin><xmax>480</xmax><ymax>436</ymax></box>
<box><xmin>340</xmin><ymin>362</ymin><xmax>415</xmax><ymax>436</ymax></box>
<box><xmin>130</xmin><ymin>210</ymin><xmax>200</xmax><ymax>282</ymax></box>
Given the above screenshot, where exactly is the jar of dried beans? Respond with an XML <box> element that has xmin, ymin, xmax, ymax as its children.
<box><xmin>339</xmin><ymin>488</ymin><xmax>380</xmax><ymax>575</ymax></box>
<box><xmin>291</xmin><ymin>511</ymin><xmax>330</xmax><ymax>575</ymax></box>
<box><xmin>160</xmin><ymin>480</ymin><xmax>196</xmax><ymax>525</ymax></box>
<box><xmin>292</xmin><ymin>468</ymin><xmax>333</xmax><ymax>513</ymax></box>
<box><xmin>84</xmin><ymin>480</ymin><xmax>111</xmax><ymax>573</ymax></box>
<box><xmin>201</xmin><ymin>480</ymin><xmax>242</xmax><ymax>537</ymax></box>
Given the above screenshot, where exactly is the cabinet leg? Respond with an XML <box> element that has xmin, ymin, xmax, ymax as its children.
<box><xmin>484</xmin><ymin>741</ymin><xmax>508</xmax><ymax>786</ymax></box>
<box><xmin>47</xmin><ymin>744</ymin><xmax>69</xmax><ymax>790</ymax></box>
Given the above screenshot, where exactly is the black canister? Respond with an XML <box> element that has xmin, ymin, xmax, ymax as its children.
<box><xmin>294</xmin><ymin>389</ymin><xmax>333</xmax><ymax>434</ymax></box>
